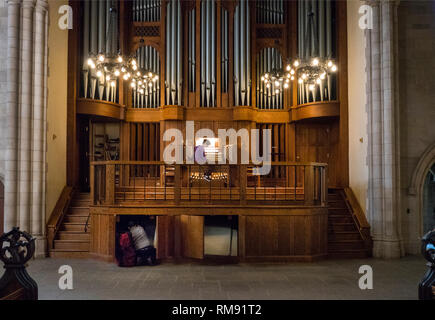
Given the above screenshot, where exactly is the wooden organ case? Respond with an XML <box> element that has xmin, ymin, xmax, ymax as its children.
<box><xmin>67</xmin><ymin>0</ymin><xmax>350</xmax><ymax>263</ymax></box>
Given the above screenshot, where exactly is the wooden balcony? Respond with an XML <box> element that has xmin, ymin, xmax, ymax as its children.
<box><xmin>90</xmin><ymin>161</ymin><xmax>328</xmax><ymax>209</ymax></box>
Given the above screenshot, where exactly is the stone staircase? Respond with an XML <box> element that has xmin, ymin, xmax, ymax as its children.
<box><xmin>49</xmin><ymin>193</ymin><xmax>91</xmax><ymax>258</ymax></box>
<box><xmin>327</xmin><ymin>189</ymin><xmax>371</xmax><ymax>259</ymax></box>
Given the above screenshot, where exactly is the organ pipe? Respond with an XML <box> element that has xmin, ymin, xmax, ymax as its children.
<box><xmin>132</xmin><ymin>0</ymin><xmax>160</xmax><ymax>22</ymax></box>
<box><xmin>133</xmin><ymin>46</ymin><xmax>160</xmax><ymax>108</ymax></box>
<box><xmin>165</xmin><ymin>0</ymin><xmax>182</xmax><ymax>105</ymax></box>
<box><xmin>256</xmin><ymin>48</ymin><xmax>283</xmax><ymax>109</ymax></box>
<box><xmin>233</xmin><ymin>0</ymin><xmax>250</xmax><ymax>106</ymax></box>
<box><xmin>221</xmin><ymin>7</ymin><xmax>228</xmax><ymax>93</ymax></box>
<box><xmin>298</xmin><ymin>0</ymin><xmax>336</xmax><ymax>104</ymax></box>
<box><xmin>200</xmin><ymin>0</ymin><xmax>216</xmax><ymax>107</ymax></box>
<box><xmin>256</xmin><ymin>0</ymin><xmax>283</xmax><ymax>24</ymax></box>
<box><xmin>81</xmin><ymin>0</ymin><xmax>119</xmax><ymax>103</ymax></box>
<box><xmin>188</xmin><ymin>9</ymin><xmax>195</xmax><ymax>92</ymax></box>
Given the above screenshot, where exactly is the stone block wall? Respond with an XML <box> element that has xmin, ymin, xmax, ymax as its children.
<box><xmin>398</xmin><ymin>0</ymin><xmax>435</xmax><ymax>253</ymax></box>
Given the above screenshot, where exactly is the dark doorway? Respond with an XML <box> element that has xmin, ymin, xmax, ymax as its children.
<box><xmin>78</xmin><ymin>116</ymin><xmax>90</xmax><ymax>192</ymax></box>
<box><xmin>204</xmin><ymin>215</ymin><xmax>238</xmax><ymax>257</ymax></box>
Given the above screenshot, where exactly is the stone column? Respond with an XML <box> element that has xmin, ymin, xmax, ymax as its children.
<box><xmin>31</xmin><ymin>0</ymin><xmax>48</xmax><ymax>256</ymax></box>
<box><xmin>4</xmin><ymin>0</ymin><xmax>49</xmax><ymax>257</ymax></box>
<box><xmin>4</xmin><ymin>0</ymin><xmax>21</xmax><ymax>232</ymax></box>
<box><xmin>365</xmin><ymin>0</ymin><xmax>403</xmax><ymax>258</ymax></box>
<box><xmin>19</xmin><ymin>0</ymin><xmax>35</xmax><ymax>231</ymax></box>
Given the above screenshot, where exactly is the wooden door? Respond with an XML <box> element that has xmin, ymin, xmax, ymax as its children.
<box><xmin>180</xmin><ymin>215</ymin><xmax>204</xmax><ymax>259</ymax></box>
<box><xmin>156</xmin><ymin>215</ymin><xmax>172</xmax><ymax>259</ymax></box>
<box><xmin>78</xmin><ymin>117</ymin><xmax>90</xmax><ymax>192</ymax></box>
<box><xmin>295</xmin><ymin>121</ymin><xmax>338</xmax><ymax>186</ymax></box>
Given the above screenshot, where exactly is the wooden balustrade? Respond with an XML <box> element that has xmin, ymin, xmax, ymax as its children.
<box><xmin>90</xmin><ymin>161</ymin><xmax>328</xmax><ymax>207</ymax></box>
<box><xmin>46</xmin><ymin>186</ymin><xmax>74</xmax><ymax>250</ymax></box>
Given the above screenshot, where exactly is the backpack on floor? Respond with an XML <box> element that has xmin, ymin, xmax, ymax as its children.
<box><xmin>118</xmin><ymin>232</ymin><xmax>136</xmax><ymax>267</ymax></box>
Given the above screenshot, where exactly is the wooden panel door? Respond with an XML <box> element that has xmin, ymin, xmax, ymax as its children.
<box><xmin>156</xmin><ymin>215</ymin><xmax>172</xmax><ymax>259</ymax></box>
<box><xmin>180</xmin><ymin>215</ymin><xmax>204</xmax><ymax>259</ymax></box>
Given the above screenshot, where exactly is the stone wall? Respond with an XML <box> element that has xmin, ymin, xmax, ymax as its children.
<box><xmin>0</xmin><ymin>0</ymin><xmax>8</xmax><ymax>182</ymax></box>
<box><xmin>398</xmin><ymin>0</ymin><xmax>435</xmax><ymax>253</ymax></box>
<box><xmin>347</xmin><ymin>0</ymin><xmax>368</xmax><ymax>214</ymax></box>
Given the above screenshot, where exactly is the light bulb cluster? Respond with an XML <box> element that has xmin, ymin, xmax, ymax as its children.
<box><xmin>261</xmin><ymin>68</ymin><xmax>293</xmax><ymax>94</ymax></box>
<box><xmin>87</xmin><ymin>53</ymin><xmax>158</xmax><ymax>94</ymax></box>
<box><xmin>260</xmin><ymin>57</ymin><xmax>338</xmax><ymax>93</ymax></box>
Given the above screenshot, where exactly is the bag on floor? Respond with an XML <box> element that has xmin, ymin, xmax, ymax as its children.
<box><xmin>118</xmin><ymin>232</ymin><xmax>136</xmax><ymax>267</ymax></box>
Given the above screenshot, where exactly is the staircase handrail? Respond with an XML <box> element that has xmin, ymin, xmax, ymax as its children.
<box><xmin>47</xmin><ymin>186</ymin><xmax>74</xmax><ymax>250</ymax></box>
<box><xmin>342</xmin><ymin>187</ymin><xmax>372</xmax><ymax>250</ymax></box>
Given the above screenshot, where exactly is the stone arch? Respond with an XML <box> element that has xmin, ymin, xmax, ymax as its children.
<box><xmin>408</xmin><ymin>141</ymin><xmax>435</xmax><ymax>236</ymax></box>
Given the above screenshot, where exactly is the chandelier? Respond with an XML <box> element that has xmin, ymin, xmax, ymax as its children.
<box><xmin>261</xmin><ymin>4</ymin><xmax>338</xmax><ymax>93</ymax></box>
<box><xmin>86</xmin><ymin>53</ymin><xmax>158</xmax><ymax>94</ymax></box>
<box><xmin>261</xmin><ymin>57</ymin><xmax>337</xmax><ymax>92</ymax></box>
<box><xmin>85</xmin><ymin>4</ymin><xmax>158</xmax><ymax>96</ymax></box>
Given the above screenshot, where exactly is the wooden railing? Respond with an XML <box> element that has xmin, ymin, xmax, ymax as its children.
<box><xmin>46</xmin><ymin>186</ymin><xmax>74</xmax><ymax>250</ymax></box>
<box><xmin>90</xmin><ymin>161</ymin><xmax>327</xmax><ymax>207</ymax></box>
<box><xmin>342</xmin><ymin>187</ymin><xmax>372</xmax><ymax>251</ymax></box>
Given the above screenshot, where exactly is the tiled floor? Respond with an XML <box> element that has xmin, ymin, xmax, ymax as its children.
<box><xmin>5</xmin><ymin>255</ymin><xmax>426</xmax><ymax>300</ymax></box>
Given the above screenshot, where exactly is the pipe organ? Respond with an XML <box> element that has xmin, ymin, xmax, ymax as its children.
<box><xmin>221</xmin><ymin>7</ymin><xmax>229</xmax><ymax>93</ymax></box>
<box><xmin>298</xmin><ymin>0</ymin><xmax>336</xmax><ymax>104</ymax></box>
<box><xmin>165</xmin><ymin>0</ymin><xmax>183</xmax><ymax>105</ymax></box>
<box><xmin>77</xmin><ymin>0</ymin><xmax>339</xmax><ymax>109</ymax></box>
<box><xmin>234</xmin><ymin>0</ymin><xmax>251</xmax><ymax>106</ymax></box>
<box><xmin>81</xmin><ymin>0</ymin><xmax>119</xmax><ymax>103</ymax></box>
<box><xmin>133</xmin><ymin>46</ymin><xmax>161</xmax><ymax>108</ymax></box>
<box><xmin>133</xmin><ymin>0</ymin><xmax>161</xmax><ymax>22</ymax></box>
<box><xmin>188</xmin><ymin>8</ymin><xmax>196</xmax><ymax>92</ymax></box>
<box><xmin>200</xmin><ymin>0</ymin><xmax>217</xmax><ymax>107</ymax></box>
<box><xmin>256</xmin><ymin>48</ymin><xmax>284</xmax><ymax>109</ymax></box>
<box><xmin>71</xmin><ymin>0</ymin><xmax>350</xmax><ymax>264</ymax></box>
<box><xmin>256</xmin><ymin>0</ymin><xmax>284</xmax><ymax>24</ymax></box>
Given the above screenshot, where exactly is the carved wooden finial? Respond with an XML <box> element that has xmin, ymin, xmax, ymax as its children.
<box><xmin>0</xmin><ymin>227</ymin><xmax>38</xmax><ymax>300</ymax></box>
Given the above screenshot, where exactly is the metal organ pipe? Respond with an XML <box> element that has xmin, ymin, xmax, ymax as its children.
<box><xmin>81</xmin><ymin>0</ymin><xmax>119</xmax><ymax>103</ymax></box>
<box><xmin>132</xmin><ymin>0</ymin><xmax>161</xmax><ymax>22</ymax></box>
<box><xmin>188</xmin><ymin>9</ymin><xmax>195</xmax><ymax>92</ymax></box>
<box><xmin>133</xmin><ymin>46</ymin><xmax>160</xmax><ymax>108</ymax></box>
<box><xmin>221</xmin><ymin>8</ymin><xmax>228</xmax><ymax>93</ymax></box>
<box><xmin>256</xmin><ymin>47</ymin><xmax>283</xmax><ymax>109</ymax></box>
<box><xmin>199</xmin><ymin>0</ymin><xmax>216</xmax><ymax>107</ymax></box>
<box><xmin>165</xmin><ymin>0</ymin><xmax>182</xmax><ymax>105</ymax></box>
<box><xmin>297</xmin><ymin>0</ymin><xmax>336</xmax><ymax>105</ymax></box>
<box><xmin>256</xmin><ymin>0</ymin><xmax>283</xmax><ymax>24</ymax></box>
<box><xmin>233</xmin><ymin>0</ymin><xmax>250</xmax><ymax>106</ymax></box>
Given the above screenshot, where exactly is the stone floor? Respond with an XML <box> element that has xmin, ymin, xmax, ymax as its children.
<box><xmin>5</xmin><ymin>255</ymin><xmax>426</xmax><ymax>300</ymax></box>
